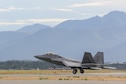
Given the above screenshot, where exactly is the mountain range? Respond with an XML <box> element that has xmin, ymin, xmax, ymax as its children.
<box><xmin>0</xmin><ymin>11</ymin><xmax>126</xmax><ymax>63</ymax></box>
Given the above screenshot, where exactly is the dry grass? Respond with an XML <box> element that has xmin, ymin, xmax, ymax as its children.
<box><xmin>0</xmin><ymin>70</ymin><xmax>71</xmax><ymax>74</ymax></box>
<box><xmin>0</xmin><ymin>69</ymin><xmax>125</xmax><ymax>74</ymax></box>
<box><xmin>85</xmin><ymin>69</ymin><xmax>126</xmax><ymax>73</ymax></box>
<box><xmin>0</xmin><ymin>69</ymin><xmax>126</xmax><ymax>80</ymax></box>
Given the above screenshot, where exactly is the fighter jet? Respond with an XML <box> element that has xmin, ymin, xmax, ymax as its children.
<box><xmin>34</xmin><ymin>52</ymin><xmax>102</xmax><ymax>74</ymax></box>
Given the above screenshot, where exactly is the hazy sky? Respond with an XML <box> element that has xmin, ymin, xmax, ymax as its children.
<box><xmin>0</xmin><ymin>0</ymin><xmax>126</xmax><ymax>31</ymax></box>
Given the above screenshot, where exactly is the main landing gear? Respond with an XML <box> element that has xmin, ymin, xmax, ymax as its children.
<box><xmin>80</xmin><ymin>69</ymin><xmax>84</xmax><ymax>74</ymax></box>
<box><xmin>73</xmin><ymin>69</ymin><xmax>77</xmax><ymax>74</ymax></box>
<box><xmin>72</xmin><ymin>68</ymin><xmax>84</xmax><ymax>74</ymax></box>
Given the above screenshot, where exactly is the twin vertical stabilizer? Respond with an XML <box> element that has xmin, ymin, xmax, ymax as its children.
<box><xmin>81</xmin><ymin>52</ymin><xmax>95</xmax><ymax>64</ymax></box>
<box><xmin>81</xmin><ymin>52</ymin><xmax>104</xmax><ymax>64</ymax></box>
<box><xmin>94</xmin><ymin>52</ymin><xmax>104</xmax><ymax>64</ymax></box>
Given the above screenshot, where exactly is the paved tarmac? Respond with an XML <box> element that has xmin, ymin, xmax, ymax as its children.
<box><xmin>0</xmin><ymin>80</ymin><xmax>125</xmax><ymax>84</ymax></box>
<box><xmin>0</xmin><ymin>73</ymin><xmax>126</xmax><ymax>77</ymax></box>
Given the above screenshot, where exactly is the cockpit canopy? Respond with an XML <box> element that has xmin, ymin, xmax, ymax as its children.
<box><xmin>46</xmin><ymin>52</ymin><xmax>56</xmax><ymax>55</ymax></box>
<box><xmin>44</xmin><ymin>52</ymin><xmax>62</xmax><ymax>58</ymax></box>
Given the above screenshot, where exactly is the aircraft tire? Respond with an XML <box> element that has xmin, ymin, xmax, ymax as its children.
<box><xmin>73</xmin><ymin>69</ymin><xmax>77</xmax><ymax>74</ymax></box>
<box><xmin>80</xmin><ymin>69</ymin><xmax>84</xmax><ymax>74</ymax></box>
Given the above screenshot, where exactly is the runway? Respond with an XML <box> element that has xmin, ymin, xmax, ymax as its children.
<box><xmin>0</xmin><ymin>80</ymin><xmax>125</xmax><ymax>84</ymax></box>
<box><xmin>0</xmin><ymin>73</ymin><xmax>126</xmax><ymax>77</ymax></box>
<box><xmin>0</xmin><ymin>73</ymin><xmax>126</xmax><ymax>80</ymax></box>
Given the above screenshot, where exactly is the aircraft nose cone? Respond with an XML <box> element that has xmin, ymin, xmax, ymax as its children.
<box><xmin>34</xmin><ymin>55</ymin><xmax>41</xmax><ymax>59</ymax></box>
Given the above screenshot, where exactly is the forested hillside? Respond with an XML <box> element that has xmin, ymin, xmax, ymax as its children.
<box><xmin>0</xmin><ymin>60</ymin><xmax>125</xmax><ymax>70</ymax></box>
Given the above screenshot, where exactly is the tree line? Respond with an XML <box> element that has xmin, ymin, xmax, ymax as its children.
<box><xmin>0</xmin><ymin>60</ymin><xmax>126</xmax><ymax>70</ymax></box>
<box><xmin>0</xmin><ymin>60</ymin><xmax>63</xmax><ymax>70</ymax></box>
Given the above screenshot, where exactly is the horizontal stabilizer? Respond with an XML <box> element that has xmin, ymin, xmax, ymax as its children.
<box><xmin>103</xmin><ymin>66</ymin><xmax>116</xmax><ymax>70</ymax></box>
<box><xmin>90</xmin><ymin>67</ymin><xmax>102</xmax><ymax>70</ymax></box>
<box><xmin>82</xmin><ymin>63</ymin><xmax>106</xmax><ymax>66</ymax></box>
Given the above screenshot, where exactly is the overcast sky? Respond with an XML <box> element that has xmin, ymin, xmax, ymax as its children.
<box><xmin>0</xmin><ymin>0</ymin><xmax>126</xmax><ymax>31</ymax></box>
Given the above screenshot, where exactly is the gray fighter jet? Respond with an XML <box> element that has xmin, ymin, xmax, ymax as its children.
<box><xmin>34</xmin><ymin>52</ymin><xmax>102</xmax><ymax>74</ymax></box>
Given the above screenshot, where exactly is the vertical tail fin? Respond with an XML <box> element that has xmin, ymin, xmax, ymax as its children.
<box><xmin>94</xmin><ymin>52</ymin><xmax>104</xmax><ymax>64</ymax></box>
<box><xmin>81</xmin><ymin>52</ymin><xmax>95</xmax><ymax>64</ymax></box>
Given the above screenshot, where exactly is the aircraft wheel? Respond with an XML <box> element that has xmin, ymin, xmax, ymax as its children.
<box><xmin>73</xmin><ymin>69</ymin><xmax>77</xmax><ymax>74</ymax></box>
<box><xmin>80</xmin><ymin>69</ymin><xmax>84</xmax><ymax>74</ymax></box>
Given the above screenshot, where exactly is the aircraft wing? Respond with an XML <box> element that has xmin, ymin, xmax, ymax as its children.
<box><xmin>62</xmin><ymin>60</ymin><xmax>81</xmax><ymax>67</ymax></box>
<box><xmin>61</xmin><ymin>60</ymin><xmax>102</xmax><ymax>69</ymax></box>
<box><xmin>102</xmin><ymin>66</ymin><xmax>116</xmax><ymax>69</ymax></box>
<box><xmin>51</xmin><ymin>58</ymin><xmax>81</xmax><ymax>67</ymax></box>
<box><xmin>81</xmin><ymin>63</ymin><xmax>116</xmax><ymax>70</ymax></box>
<box><xmin>89</xmin><ymin>67</ymin><xmax>102</xmax><ymax>70</ymax></box>
<box><xmin>81</xmin><ymin>63</ymin><xmax>102</xmax><ymax>70</ymax></box>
